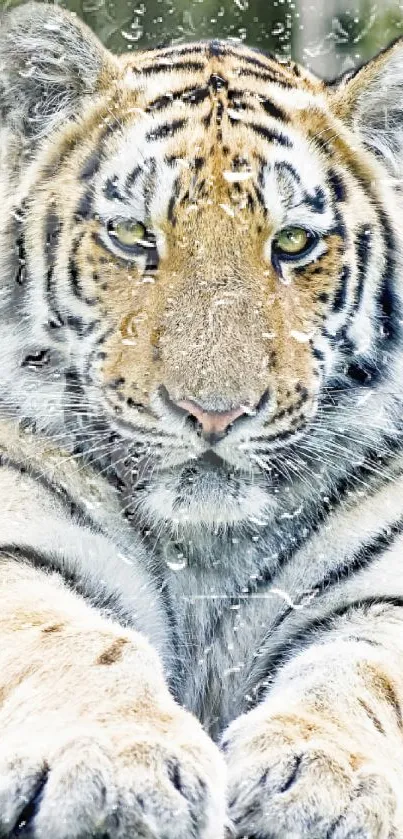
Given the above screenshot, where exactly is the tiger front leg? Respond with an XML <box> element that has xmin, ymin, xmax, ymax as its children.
<box><xmin>223</xmin><ymin>603</ymin><xmax>403</xmax><ymax>839</ymax></box>
<box><xmin>0</xmin><ymin>560</ymin><xmax>226</xmax><ymax>839</ymax></box>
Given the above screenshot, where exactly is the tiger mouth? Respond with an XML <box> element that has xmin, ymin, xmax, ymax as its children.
<box><xmin>179</xmin><ymin>450</ymin><xmax>230</xmax><ymax>482</ymax></box>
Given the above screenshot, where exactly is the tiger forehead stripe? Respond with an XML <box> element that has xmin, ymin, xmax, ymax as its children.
<box><xmin>138</xmin><ymin>60</ymin><xmax>205</xmax><ymax>76</ymax></box>
<box><xmin>246</xmin><ymin>122</ymin><xmax>292</xmax><ymax>148</ymax></box>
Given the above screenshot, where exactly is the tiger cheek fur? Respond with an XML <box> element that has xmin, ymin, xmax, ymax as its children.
<box><xmin>2</xmin><ymin>4</ymin><xmax>403</xmax><ymax>838</ymax></box>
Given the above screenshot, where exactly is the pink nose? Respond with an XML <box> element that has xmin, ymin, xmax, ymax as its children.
<box><xmin>176</xmin><ymin>399</ymin><xmax>246</xmax><ymax>436</ymax></box>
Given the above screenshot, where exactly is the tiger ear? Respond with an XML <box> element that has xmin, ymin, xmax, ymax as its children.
<box><xmin>330</xmin><ymin>37</ymin><xmax>403</xmax><ymax>172</ymax></box>
<box><xmin>0</xmin><ymin>2</ymin><xmax>118</xmax><ymax>140</ymax></box>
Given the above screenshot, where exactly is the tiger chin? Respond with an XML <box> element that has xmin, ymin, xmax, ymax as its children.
<box><xmin>1</xmin><ymin>3</ymin><xmax>403</xmax><ymax>837</ymax></box>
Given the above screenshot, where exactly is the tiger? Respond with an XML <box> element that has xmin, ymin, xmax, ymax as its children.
<box><xmin>1</xmin><ymin>1</ymin><xmax>403</xmax><ymax>837</ymax></box>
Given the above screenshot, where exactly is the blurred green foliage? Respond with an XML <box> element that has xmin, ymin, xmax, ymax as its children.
<box><xmin>1</xmin><ymin>0</ymin><xmax>403</xmax><ymax>76</ymax></box>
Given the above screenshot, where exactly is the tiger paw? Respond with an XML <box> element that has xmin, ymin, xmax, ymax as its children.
<box><xmin>0</xmin><ymin>711</ymin><xmax>226</xmax><ymax>838</ymax></box>
<box><xmin>223</xmin><ymin>706</ymin><xmax>401</xmax><ymax>839</ymax></box>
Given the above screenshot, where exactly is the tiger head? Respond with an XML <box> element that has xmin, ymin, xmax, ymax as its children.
<box><xmin>1</xmin><ymin>3</ymin><xmax>402</xmax><ymax>531</ymax></box>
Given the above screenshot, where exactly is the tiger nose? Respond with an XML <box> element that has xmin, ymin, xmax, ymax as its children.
<box><xmin>177</xmin><ymin>399</ymin><xmax>246</xmax><ymax>439</ymax></box>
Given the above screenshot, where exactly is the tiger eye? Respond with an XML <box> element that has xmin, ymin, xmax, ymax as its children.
<box><xmin>109</xmin><ymin>219</ymin><xmax>147</xmax><ymax>248</ymax></box>
<box><xmin>274</xmin><ymin>227</ymin><xmax>310</xmax><ymax>255</ymax></box>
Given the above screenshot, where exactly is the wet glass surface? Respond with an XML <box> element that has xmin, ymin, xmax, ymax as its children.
<box><xmin>1</xmin><ymin>0</ymin><xmax>402</xmax><ymax>77</ymax></box>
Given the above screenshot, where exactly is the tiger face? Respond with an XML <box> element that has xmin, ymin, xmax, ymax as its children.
<box><xmin>1</xmin><ymin>4</ymin><xmax>403</xmax><ymax>529</ymax></box>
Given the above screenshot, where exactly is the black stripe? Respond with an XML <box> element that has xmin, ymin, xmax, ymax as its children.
<box><xmin>67</xmin><ymin>234</ymin><xmax>94</xmax><ymax>305</ymax></box>
<box><xmin>0</xmin><ymin>453</ymin><xmax>99</xmax><ymax>530</ymax></box>
<box><xmin>79</xmin><ymin>151</ymin><xmax>101</xmax><ymax>182</ymax></box>
<box><xmin>21</xmin><ymin>349</ymin><xmax>51</xmax><ymax>369</ymax></box>
<box><xmin>257</xmin><ymin>555</ymin><xmax>403</xmax><ymax>703</ymax></box>
<box><xmin>345</xmin><ymin>358</ymin><xmax>380</xmax><ymax>386</ymax></box>
<box><xmin>252</xmin><ymin>439</ymin><xmax>403</xmax><ymax>600</ymax></box>
<box><xmin>223</xmin><ymin>46</ymin><xmax>292</xmax><ymax>75</ymax></box>
<box><xmin>313</xmin><ymin>136</ymin><xmax>334</xmax><ymax>157</ymax></box>
<box><xmin>332</xmin><ymin>160</ymin><xmax>401</xmax><ymax>352</ymax></box>
<box><xmin>328</xmin><ymin>168</ymin><xmax>347</xmax><ymax>202</ymax></box>
<box><xmin>274</xmin><ymin>160</ymin><xmax>301</xmax><ymax>185</ymax></box>
<box><xmin>319</xmin><ymin>519</ymin><xmax>403</xmax><ymax>597</ymax></box>
<box><xmin>15</xmin><ymin>231</ymin><xmax>27</xmax><ymax>285</ymax></box>
<box><xmin>167</xmin><ymin>175</ymin><xmax>181</xmax><ymax>225</ymax></box>
<box><xmin>227</xmin><ymin>88</ymin><xmax>248</xmax><ymax>102</ymax></box>
<box><xmin>44</xmin><ymin>208</ymin><xmax>64</xmax><ymax>329</ymax></box>
<box><xmin>247</xmin><ymin>122</ymin><xmax>292</xmax><ymax>148</ymax></box>
<box><xmin>238</xmin><ymin>52</ymin><xmax>284</xmax><ymax>73</ymax></box>
<box><xmin>91</xmin><ymin>230</ymin><xmax>111</xmax><ymax>255</ymax></box>
<box><xmin>238</xmin><ymin>67</ymin><xmax>294</xmax><ymax>88</ymax></box>
<box><xmin>74</xmin><ymin>191</ymin><xmax>93</xmax><ymax>222</ymax></box>
<box><xmin>143</xmin><ymin>44</ymin><xmax>207</xmax><ymax>59</ymax></box>
<box><xmin>250</xmin><ymin>595</ymin><xmax>403</xmax><ymax>710</ymax></box>
<box><xmin>0</xmin><ymin>544</ymin><xmax>144</xmax><ymax>630</ymax></box>
<box><xmin>209</xmin><ymin>73</ymin><xmax>228</xmax><ymax>91</ymax></box>
<box><xmin>352</xmin><ymin>225</ymin><xmax>372</xmax><ymax>313</ymax></box>
<box><xmin>103</xmin><ymin>175</ymin><xmax>125</xmax><ymax>202</ymax></box>
<box><xmin>147</xmin><ymin>86</ymin><xmax>209</xmax><ymax>112</ymax></box>
<box><xmin>332</xmin><ymin>265</ymin><xmax>350</xmax><ymax>312</ymax></box>
<box><xmin>65</xmin><ymin>315</ymin><xmax>89</xmax><ymax>336</ymax></box>
<box><xmin>261</xmin><ymin>99</ymin><xmax>289</xmax><ymax>122</ymax></box>
<box><xmin>375</xmin><ymin>206</ymin><xmax>401</xmax><ymax>346</ymax></box>
<box><xmin>124</xmin><ymin>165</ymin><xmax>143</xmax><ymax>196</ymax></box>
<box><xmin>357</xmin><ymin>698</ymin><xmax>386</xmax><ymax>735</ymax></box>
<box><xmin>251</xmin><ymin>181</ymin><xmax>267</xmax><ymax>211</ymax></box>
<box><xmin>140</xmin><ymin>61</ymin><xmax>205</xmax><ymax>75</ymax></box>
<box><xmin>68</xmin><ymin>257</ymin><xmax>96</xmax><ymax>306</ymax></box>
<box><xmin>144</xmin><ymin>158</ymin><xmax>157</xmax><ymax>219</ymax></box>
<box><xmin>304</xmin><ymin>186</ymin><xmax>327</xmax><ymax>213</ymax></box>
<box><xmin>145</xmin><ymin>118</ymin><xmax>187</xmax><ymax>142</ymax></box>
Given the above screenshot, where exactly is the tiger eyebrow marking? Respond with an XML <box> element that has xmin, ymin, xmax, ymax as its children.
<box><xmin>274</xmin><ymin>161</ymin><xmax>301</xmax><ymax>183</ymax></box>
<box><xmin>304</xmin><ymin>186</ymin><xmax>327</xmax><ymax>213</ymax></box>
<box><xmin>103</xmin><ymin>175</ymin><xmax>125</xmax><ymax>203</ymax></box>
<box><xmin>124</xmin><ymin>165</ymin><xmax>143</xmax><ymax>197</ymax></box>
<box><xmin>273</xmin><ymin>161</ymin><xmax>301</xmax><ymax>207</ymax></box>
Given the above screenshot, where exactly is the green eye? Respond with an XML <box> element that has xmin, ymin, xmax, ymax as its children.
<box><xmin>108</xmin><ymin>219</ymin><xmax>147</xmax><ymax>248</ymax></box>
<box><xmin>273</xmin><ymin>227</ymin><xmax>316</xmax><ymax>259</ymax></box>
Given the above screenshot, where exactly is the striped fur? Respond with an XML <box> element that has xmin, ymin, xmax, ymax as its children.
<box><xmin>0</xmin><ymin>3</ymin><xmax>403</xmax><ymax>836</ymax></box>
